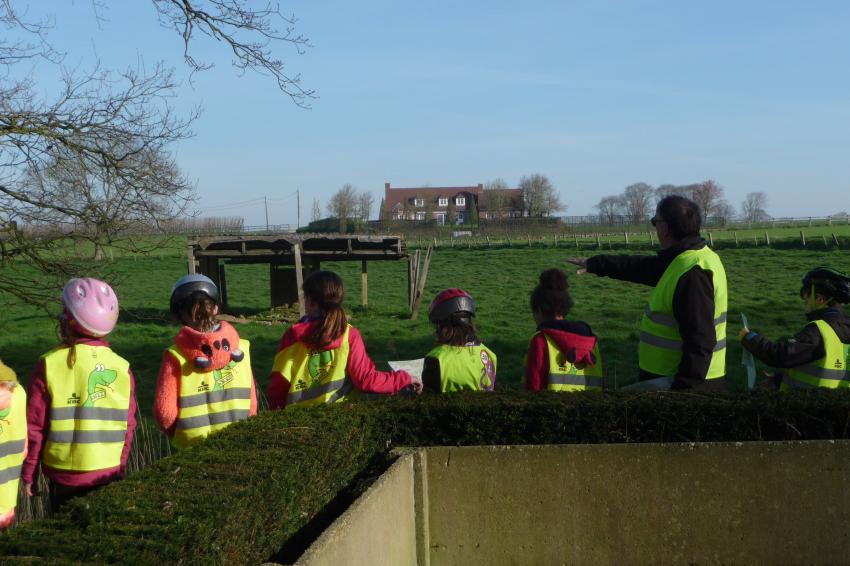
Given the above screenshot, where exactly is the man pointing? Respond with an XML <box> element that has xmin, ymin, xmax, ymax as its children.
<box><xmin>569</xmin><ymin>195</ymin><xmax>728</xmax><ymax>390</ymax></box>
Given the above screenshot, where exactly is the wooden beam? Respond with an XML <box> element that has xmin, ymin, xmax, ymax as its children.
<box><xmin>294</xmin><ymin>244</ymin><xmax>306</xmax><ymax>317</ymax></box>
<box><xmin>361</xmin><ymin>260</ymin><xmax>368</xmax><ymax>307</ymax></box>
<box><xmin>410</xmin><ymin>245</ymin><xmax>433</xmax><ymax>320</ymax></box>
<box><xmin>187</xmin><ymin>245</ymin><xmax>196</xmax><ymax>274</ymax></box>
<box><xmin>218</xmin><ymin>263</ymin><xmax>229</xmax><ymax>310</ymax></box>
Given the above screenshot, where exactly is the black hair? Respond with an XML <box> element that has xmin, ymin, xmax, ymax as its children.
<box><xmin>656</xmin><ymin>195</ymin><xmax>702</xmax><ymax>240</ymax></box>
<box><xmin>800</xmin><ymin>267</ymin><xmax>850</xmax><ymax>305</ymax></box>
<box><xmin>530</xmin><ymin>268</ymin><xmax>573</xmax><ymax>317</ymax></box>
<box><xmin>434</xmin><ymin>315</ymin><xmax>480</xmax><ymax>347</ymax></box>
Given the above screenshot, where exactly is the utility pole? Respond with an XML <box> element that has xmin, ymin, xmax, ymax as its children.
<box><xmin>264</xmin><ymin>196</ymin><xmax>269</xmax><ymax>231</ymax></box>
<box><xmin>297</xmin><ymin>189</ymin><xmax>301</xmax><ymax>229</ymax></box>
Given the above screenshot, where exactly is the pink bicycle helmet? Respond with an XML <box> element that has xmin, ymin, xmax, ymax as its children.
<box><xmin>62</xmin><ymin>278</ymin><xmax>119</xmax><ymax>337</ymax></box>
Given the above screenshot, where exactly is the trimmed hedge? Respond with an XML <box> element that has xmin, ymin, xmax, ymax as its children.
<box><xmin>2</xmin><ymin>390</ymin><xmax>850</xmax><ymax>564</ymax></box>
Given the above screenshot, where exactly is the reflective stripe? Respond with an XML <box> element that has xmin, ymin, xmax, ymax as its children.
<box><xmin>47</xmin><ymin>430</ymin><xmax>127</xmax><ymax>444</ymax></box>
<box><xmin>549</xmin><ymin>374</ymin><xmax>605</xmax><ymax>388</ymax></box>
<box><xmin>0</xmin><ymin>464</ymin><xmax>22</xmax><ymax>486</ymax></box>
<box><xmin>176</xmin><ymin>409</ymin><xmax>250</xmax><ymax>431</ymax></box>
<box><xmin>287</xmin><ymin>378</ymin><xmax>348</xmax><ymax>404</ymax></box>
<box><xmin>644</xmin><ymin>307</ymin><xmax>728</xmax><ymax>328</ymax></box>
<box><xmin>783</xmin><ymin>376</ymin><xmax>817</xmax><ymax>390</ymax></box>
<box><xmin>179</xmin><ymin>387</ymin><xmax>253</xmax><ymax>409</ymax></box>
<box><xmin>49</xmin><ymin>406</ymin><xmax>128</xmax><ymax>421</ymax></box>
<box><xmin>794</xmin><ymin>364</ymin><xmax>850</xmax><ymax>381</ymax></box>
<box><xmin>326</xmin><ymin>380</ymin><xmax>354</xmax><ymax>403</ymax></box>
<box><xmin>0</xmin><ymin>439</ymin><xmax>25</xmax><ymax>459</ymax></box>
<box><xmin>640</xmin><ymin>331</ymin><xmax>726</xmax><ymax>352</ymax></box>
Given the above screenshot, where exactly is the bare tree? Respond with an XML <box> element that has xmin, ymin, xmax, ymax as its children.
<box><xmin>0</xmin><ymin>2</ymin><xmax>314</xmax><ymax>305</ymax></box>
<box><xmin>481</xmin><ymin>178</ymin><xmax>509</xmax><ymax>218</ymax></box>
<box><xmin>621</xmin><ymin>183</ymin><xmax>655</xmax><ymax>222</ymax></box>
<box><xmin>691</xmin><ymin>179</ymin><xmax>727</xmax><ymax>221</ymax></box>
<box><xmin>356</xmin><ymin>191</ymin><xmax>374</xmax><ymax>221</ymax></box>
<box><xmin>311</xmin><ymin>197</ymin><xmax>321</xmax><ymax>222</ymax></box>
<box><xmin>713</xmin><ymin>202</ymin><xmax>736</xmax><ymax>225</ymax></box>
<box><xmin>741</xmin><ymin>192</ymin><xmax>770</xmax><ymax>223</ymax></box>
<box><xmin>519</xmin><ymin>174</ymin><xmax>563</xmax><ymax>217</ymax></box>
<box><xmin>595</xmin><ymin>195</ymin><xmax>625</xmax><ymax>225</ymax></box>
<box><xmin>327</xmin><ymin>183</ymin><xmax>358</xmax><ymax>232</ymax></box>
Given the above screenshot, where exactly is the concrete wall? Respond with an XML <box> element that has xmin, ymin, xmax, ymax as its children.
<box><xmin>295</xmin><ymin>441</ymin><xmax>850</xmax><ymax>565</ymax></box>
<box><xmin>294</xmin><ymin>454</ymin><xmax>417</xmax><ymax>566</ymax></box>
<box><xmin>423</xmin><ymin>441</ymin><xmax>850</xmax><ymax>565</ymax></box>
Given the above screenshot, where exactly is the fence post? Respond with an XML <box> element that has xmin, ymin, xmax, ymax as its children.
<box><xmin>800</xmin><ymin>230</ymin><xmax>806</xmax><ymax>246</ymax></box>
<box><xmin>707</xmin><ymin>232</ymin><xmax>714</xmax><ymax>248</ymax></box>
<box><xmin>487</xmin><ymin>236</ymin><xmax>491</xmax><ymax>247</ymax></box>
<box><xmin>833</xmin><ymin>233</ymin><xmax>840</xmax><ymax>247</ymax></box>
<box><xmin>764</xmin><ymin>231</ymin><xmax>770</xmax><ymax>246</ymax></box>
<box><xmin>733</xmin><ymin>231</ymin><xmax>738</xmax><ymax>246</ymax></box>
<box><xmin>624</xmin><ymin>232</ymin><xmax>629</xmax><ymax>245</ymax></box>
<box><xmin>650</xmin><ymin>231</ymin><xmax>655</xmax><ymax>247</ymax></box>
<box><xmin>574</xmin><ymin>236</ymin><xmax>579</xmax><ymax>249</ymax></box>
<box><xmin>596</xmin><ymin>234</ymin><xmax>601</xmax><ymax>248</ymax></box>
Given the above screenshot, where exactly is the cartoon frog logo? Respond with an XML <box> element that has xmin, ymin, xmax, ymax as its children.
<box><xmin>304</xmin><ymin>350</ymin><xmax>335</xmax><ymax>389</ymax></box>
<box><xmin>479</xmin><ymin>350</ymin><xmax>496</xmax><ymax>391</ymax></box>
<box><xmin>82</xmin><ymin>363</ymin><xmax>117</xmax><ymax>407</ymax></box>
<box><xmin>212</xmin><ymin>360</ymin><xmax>238</xmax><ymax>391</ymax></box>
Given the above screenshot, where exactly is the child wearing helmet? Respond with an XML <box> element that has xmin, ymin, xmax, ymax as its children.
<box><xmin>155</xmin><ymin>274</ymin><xmax>257</xmax><ymax>449</ymax></box>
<box><xmin>740</xmin><ymin>267</ymin><xmax>850</xmax><ymax>390</ymax></box>
<box><xmin>0</xmin><ymin>360</ymin><xmax>26</xmax><ymax>529</ymax></box>
<box><xmin>268</xmin><ymin>270</ymin><xmax>422</xmax><ymax>408</ymax></box>
<box><xmin>22</xmin><ymin>278</ymin><xmax>137</xmax><ymax>510</ymax></box>
<box><xmin>525</xmin><ymin>269</ymin><xmax>604</xmax><ymax>392</ymax></box>
<box><xmin>421</xmin><ymin>289</ymin><xmax>497</xmax><ymax>393</ymax></box>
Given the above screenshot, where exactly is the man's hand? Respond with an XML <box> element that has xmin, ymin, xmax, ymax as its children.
<box><xmin>738</xmin><ymin>327</ymin><xmax>750</xmax><ymax>341</ymax></box>
<box><xmin>566</xmin><ymin>257</ymin><xmax>588</xmax><ymax>275</ymax></box>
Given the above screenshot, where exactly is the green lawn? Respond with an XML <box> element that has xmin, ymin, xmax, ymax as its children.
<box><xmin>1</xmin><ymin>243</ymin><xmax>848</xmax><ymax>414</ymax></box>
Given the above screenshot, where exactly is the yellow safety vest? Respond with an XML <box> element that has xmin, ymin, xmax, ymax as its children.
<box><xmin>536</xmin><ymin>333</ymin><xmax>605</xmax><ymax>392</ymax></box>
<box><xmin>0</xmin><ymin>384</ymin><xmax>27</xmax><ymax>515</ymax></box>
<box><xmin>169</xmin><ymin>340</ymin><xmax>253</xmax><ymax>450</ymax></box>
<box><xmin>638</xmin><ymin>247</ymin><xmax>728</xmax><ymax>379</ymax></box>
<box><xmin>782</xmin><ymin>320</ymin><xmax>850</xmax><ymax>390</ymax></box>
<box><xmin>272</xmin><ymin>326</ymin><xmax>354</xmax><ymax>407</ymax></box>
<box><xmin>427</xmin><ymin>343</ymin><xmax>497</xmax><ymax>392</ymax></box>
<box><xmin>42</xmin><ymin>345</ymin><xmax>131</xmax><ymax>471</ymax></box>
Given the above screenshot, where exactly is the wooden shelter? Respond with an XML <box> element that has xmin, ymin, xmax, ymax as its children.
<box><xmin>187</xmin><ymin>233</ymin><xmax>408</xmax><ymax>315</ymax></box>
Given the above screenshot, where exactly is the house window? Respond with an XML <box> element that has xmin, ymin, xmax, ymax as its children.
<box><xmin>455</xmin><ymin>196</ymin><xmax>466</xmax><ymax>206</ymax></box>
<box><xmin>415</xmin><ymin>212</ymin><xmax>426</xmax><ymax>221</ymax></box>
<box><xmin>435</xmin><ymin>212</ymin><xmax>446</xmax><ymax>224</ymax></box>
<box><xmin>438</xmin><ymin>197</ymin><xmax>448</xmax><ymax>207</ymax></box>
<box><xmin>414</xmin><ymin>198</ymin><xmax>424</xmax><ymax>207</ymax></box>
<box><xmin>457</xmin><ymin>212</ymin><xmax>465</xmax><ymax>224</ymax></box>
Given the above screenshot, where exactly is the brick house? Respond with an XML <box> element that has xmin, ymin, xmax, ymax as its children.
<box><xmin>383</xmin><ymin>182</ymin><xmax>524</xmax><ymax>224</ymax></box>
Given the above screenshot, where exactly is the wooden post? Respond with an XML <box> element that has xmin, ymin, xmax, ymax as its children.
<box><xmin>624</xmin><ymin>232</ymin><xmax>629</xmax><ymax>245</ymax></box>
<box><xmin>833</xmin><ymin>233</ymin><xmax>840</xmax><ymax>247</ymax></box>
<box><xmin>650</xmin><ymin>231</ymin><xmax>655</xmax><ymax>247</ymax></box>
<box><xmin>187</xmin><ymin>245</ymin><xmax>196</xmax><ymax>274</ymax></box>
<box><xmin>574</xmin><ymin>236</ymin><xmax>579</xmax><ymax>248</ymax></box>
<box><xmin>487</xmin><ymin>236</ymin><xmax>491</xmax><ymax>247</ymax></box>
<box><xmin>294</xmin><ymin>244</ymin><xmax>305</xmax><ymax>317</ymax></box>
<box><xmin>527</xmin><ymin>233</ymin><xmax>532</xmax><ymax>247</ymax></box>
<box><xmin>361</xmin><ymin>260</ymin><xmax>368</xmax><ymax>307</ymax></box>
<box><xmin>764</xmin><ymin>231</ymin><xmax>770</xmax><ymax>246</ymax></box>
<box><xmin>433</xmin><ymin>237</ymin><xmax>438</xmax><ymax>249</ymax></box>
<box><xmin>800</xmin><ymin>230</ymin><xmax>806</xmax><ymax>247</ymax></box>
<box><xmin>596</xmin><ymin>234</ymin><xmax>601</xmax><ymax>248</ymax></box>
<box><xmin>410</xmin><ymin>245</ymin><xmax>434</xmax><ymax>320</ymax></box>
<box><xmin>407</xmin><ymin>255</ymin><xmax>415</xmax><ymax>311</ymax></box>
<box><xmin>734</xmin><ymin>231</ymin><xmax>739</xmax><ymax>246</ymax></box>
<box><xmin>218</xmin><ymin>263</ymin><xmax>229</xmax><ymax>310</ymax></box>
<box><xmin>822</xmin><ymin>235</ymin><xmax>828</xmax><ymax>247</ymax></box>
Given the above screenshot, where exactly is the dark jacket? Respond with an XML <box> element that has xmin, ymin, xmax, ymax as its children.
<box><xmin>586</xmin><ymin>236</ymin><xmax>724</xmax><ymax>391</ymax></box>
<box><xmin>525</xmin><ymin>319</ymin><xmax>599</xmax><ymax>391</ymax></box>
<box><xmin>742</xmin><ymin>306</ymin><xmax>850</xmax><ymax>369</ymax></box>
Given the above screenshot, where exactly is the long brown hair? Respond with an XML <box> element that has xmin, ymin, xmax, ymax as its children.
<box><xmin>434</xmin><ymin>317</ymin><xmax>479</xmax><ymax>347</ymax></box>
<box><xmin>303</xmin><ymin>271</ymin><xmax>347</xmax><ymax>348</ymax></box>
<box><xmin>58</xmin><ymin>313</ymin><xmax>80</xmax><ymax>369</ymax></box>
<box><xmin>176</xmin><ymin>296</ymin><xmax>218</xmax><ymax>332</ymax></box>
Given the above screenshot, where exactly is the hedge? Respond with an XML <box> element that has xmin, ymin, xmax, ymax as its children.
<box><xmin>2</xmin><ymin>390</ymin><xmax>850</xmax><ymax>565</ymax></box>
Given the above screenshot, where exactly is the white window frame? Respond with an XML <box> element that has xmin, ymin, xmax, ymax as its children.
<box><xmin>415</xmin><ymin>211</ymin><xmax>426</xmax><ymax>221</ymax></box>
<box><xmin>414</xmin><ymin>198</ymin><xmax>424</xmax><ymax>207</ymax></box>
<box><xmin>457</xmin><ymin>212</ymin><xmax>465</xmax><ymax>224</ymax></box>
<box><xmin>455</xmin><ymin>196</ymin><xmax>466</xmax><ymax>206</ymax></box>
<box><xmin>438</xmin><ymin>197</ymin><xmax>448</xmax><ymax>207</ymax></box>
<box><xmin>435</xmin><ymin>212</ymin><xmax>447</xmax><ymax>224</ymax></box>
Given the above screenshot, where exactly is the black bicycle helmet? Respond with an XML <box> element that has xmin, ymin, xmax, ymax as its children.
<box><xmin>428</xmin><ymin>288</ymin><xmax>476</xmax><ymax>323</ymax></box>
<box><xmin>170</xmin><ymin>274</ymin><xmax>220</xmax><ymax>317</ymax></box>
<box><xmin>800</xmin><ymin>267</ymin><xmax>850</xmax><ymax>304</ymax></box>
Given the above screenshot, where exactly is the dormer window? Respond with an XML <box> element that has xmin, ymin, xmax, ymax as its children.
<box><xmin>455</xmin><ymin>196</ymin><xmax>466</xmax><ymax>206</ymax></box>
<box><xmin>438</xmin><ymin>197</ymin><xmax>448</xmax><ymax>207</ymax></box>
<box><xmin>414</xmin><ymin>198</ymin><xmax>424</xmax><ymax>207</ymax></box>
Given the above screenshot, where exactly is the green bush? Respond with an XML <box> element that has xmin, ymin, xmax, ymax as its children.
<box><xmin>2</xmin><ymin>391</ymin><xmax>850</xmax><ymax>565</ymax></box>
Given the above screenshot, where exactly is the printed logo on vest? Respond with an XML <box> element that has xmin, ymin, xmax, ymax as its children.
<box><xmin>66</xmin><ymin>392</ymin><xmax>82</xmax><ymax>405</ymax></box>
<box><xmin>835</xmin><ymin>358</ymin><xmax>844</xmax><ymax>370</ymax></box>
<box><xmin>479</xmin><ymin>350</ymin><xmax>496</xmax><ymax>391</ymax></box>
<box><xmin>302</xmin><ymin>349</ymin><xmax>334</xmax><ymax>389</ymax></box>
<box><xmin>0</xmin><ymin>403</ymin><xmax>10</xmax><ymax>433</ymax></box>
<box><xmin>82</xmin><ymin>363</ymin><xmax>118</xmax><ymax>407</ymax></box>
<box><xmin>213</xmin><ymin>361</ymin><xmax>237</xmax><ymax>391</ymax></box>
<box><xmin>197</xmin><ymin>380</ymin><xmax>210</xmax><ymax>393</ymax></box>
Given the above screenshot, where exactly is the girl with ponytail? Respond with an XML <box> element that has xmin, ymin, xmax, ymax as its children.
<box><xmin>268</xmin><ymin>271</ymin><xmax>422</xmax><ymax>408</ymax></box>
<box><xmin>525</xmin><ymin>268</ymin><xmax>604</xmax><ymax>392</ymax></box>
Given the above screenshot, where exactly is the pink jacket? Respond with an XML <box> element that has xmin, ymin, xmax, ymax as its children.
<box><xmin>22</xmin><ymin>338</ymin><xmax>137</xmax><ymax>488</ymax></box>
<box><xmin>268</xmin><ymin>318</ymin><xmax>412</xmax><ymax>409</ymax></box>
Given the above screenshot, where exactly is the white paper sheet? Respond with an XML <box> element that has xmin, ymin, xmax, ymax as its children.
<box><xmin>388</xmin><ymin>358</ymin><xmax>424</xmax><ymax>379</ymax></box>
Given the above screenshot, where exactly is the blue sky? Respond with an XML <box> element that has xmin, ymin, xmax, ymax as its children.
<box><xmin>14</xmin><ymin>1</ymin><xmax>850</xmax><ymax>226</ymax></box>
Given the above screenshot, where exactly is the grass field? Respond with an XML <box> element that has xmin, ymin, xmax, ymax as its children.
<box><xmin>2</xmin><ymin>240</ymin><xmax>849</xmax><ymax>416</ymax></box>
